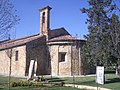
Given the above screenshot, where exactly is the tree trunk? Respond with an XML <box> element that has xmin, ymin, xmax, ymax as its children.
<box><xmin>8</xmin><ymin>57</ymin><xmax>12</xmax><ymax>90</ymax></box>
<box><xmin>116</xmin><ymin>67</ymin><xmax>118</xmax><ymax>75</ymax></box>
<box><xmin>115</xmin><ymin>58</ymin><xmax>120</xmax><ymax>76</ymax></box>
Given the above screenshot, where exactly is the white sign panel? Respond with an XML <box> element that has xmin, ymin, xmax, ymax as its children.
<box><xmin>28</xmin><ymin>60</ymin><xmax>35</xmax><ymax>79</ymax></box>
<box><xmin>34</xmin><ymin>61</ymin><xmax>37</xmax><ymax>77</ymax></box>
<box><xmin>96</xmin><ymin>66</ymin><xmax>104</xmax><ymax>84</ymax></box>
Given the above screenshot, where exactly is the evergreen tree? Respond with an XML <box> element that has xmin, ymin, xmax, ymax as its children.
<box><xmin>81</xmin><ymin>0</ymin><xmax>115</xmax><ymax>66</ymax></box>
<box><xmin>109</xmin><ymin>14</ymin><xmax>120</xmax><ymax>74</ymax></box>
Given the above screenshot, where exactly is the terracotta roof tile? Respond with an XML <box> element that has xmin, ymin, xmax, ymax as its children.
<box><xmin>0</xmin><ymin>34</ymin><xmax>45</xmax><ymax>50</ymax></box>
<box><xmin>48</xmin><ymin>35</ymin><xmax>80</xmax><ymax>41</ymax></box>
<box><xmin>0</xmin><ymin>27</ymin><xmax>84</xmax><ymax>50</ymax></box>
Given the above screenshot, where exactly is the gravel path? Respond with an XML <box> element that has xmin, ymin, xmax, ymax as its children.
<box><xmin>65</xmin><ymin>84</ymin><xmax>111</xmax><ymax>90</ymax></box>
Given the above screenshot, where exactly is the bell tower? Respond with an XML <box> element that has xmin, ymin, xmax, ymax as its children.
<box><xmin>40</xmin><ymin>6</ymin><xmax>52</xmax><ymax>40</ymax></box>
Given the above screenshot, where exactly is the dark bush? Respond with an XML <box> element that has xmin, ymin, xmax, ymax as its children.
<box><xmin>10</xmin><ymin>81</ymin><xmax>17</xmax><ymax>87</ymax></box>
<box><xmin>60</xmin><ymin>82</ymin><xmax>65</xmax><ymax>86</ymax></box>
<box><xmin>10</xmin><ymin>80</ymin><xmax>33</xmax><ymax>87</ymax></box>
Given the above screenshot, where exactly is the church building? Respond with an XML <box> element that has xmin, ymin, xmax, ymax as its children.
<box><xmin>0</xmin><ymin>6</ymin><xmax>89</xmax><ymax>77</ymax></box>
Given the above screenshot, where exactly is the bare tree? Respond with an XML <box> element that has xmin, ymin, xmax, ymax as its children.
<box><xmin>0</xmin><ymin>0</ymin><xmax>19</xmax><ymax>40</ymax></box>
<box><xmin>5</xmin><ymin>48</ymin><xmax>13</xmax><ymax>90</ymax></box>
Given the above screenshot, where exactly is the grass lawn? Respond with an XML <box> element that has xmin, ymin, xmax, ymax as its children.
<box><xmin>0</xmin><ymin>76</ymin><xmax>83</xmax><ymax>90</ymax></box>
<box><xmin>0</xmin><ymin>74</ymin><xmax>120</xmax><ymax>90</ymax></box>
<box><xmin>62</xmin><ymin>74</ymin><xmax>120</xmax><ymax>90</ymax></box>
<box><xmin>0</xmin><ymin>86</ymin><xmax>83</xmax><ymax>90</ymax></box>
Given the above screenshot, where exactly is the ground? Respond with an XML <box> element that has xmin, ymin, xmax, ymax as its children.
<box><xmin>0</xmin><ymin>74</ymin><xmax>120</xmax><ymax>90</ymax></box>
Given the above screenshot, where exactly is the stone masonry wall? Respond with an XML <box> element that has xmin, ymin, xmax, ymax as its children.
<box><xmin>49</xmin><ymin>44</ymin><xmax>72</xmax><ymax>76</ymax></box>
<box><xmin>26</xmin><ymin>38</ymin><xmax>49</xmax><ymax>76</ymax></box>
<box><xmin>71</xmin><ymin>46</ymin><xmax>83</xmax><ymax>75</ymax></box>
<box><xmin>49</xmin><ymin>45</ymin><xmax>59</xmax><ymax>76</ymax></box>
<box><xmin>48</xmin><ymin>40</ymin><xmax>84</xmax><ymax>76</ymax></box>
<box><xmin>58</xmin><ymin>45</ymin><xmax>72</xmax><ymax>76</ymax></box>
<box><xmin>0</xmin><ymin>45</ymin><xmax>26</xmax><ymax>77</ymax></box>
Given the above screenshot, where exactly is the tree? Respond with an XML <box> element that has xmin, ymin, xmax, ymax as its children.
<box><xmin>0</xmin><ymin>0</ymin><xmax>19</xmax><ymax>40</ymax></box>
<box><xmin>0</xmin><ymin>0</ymin><xmax>19</xmax><ymax>89</ymax></box>
<box><xmin>6</xmin><ymin>48</ymin><xmax>13</xmax><ymax>90</ymax></box>
<box><xmin>81</xmin><ymin>0</ymin><xmax>115</xmax><ymax>67</ymax></box>
<box><xmin>109</xmin><ymin>14</ymin><xmax>120</xmax><ymax>75</ymax></box>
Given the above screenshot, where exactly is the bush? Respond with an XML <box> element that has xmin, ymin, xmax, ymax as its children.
<box><xmin>10</xmin><ymin>81</ymin><xmax>17</xmax><ymax>87</ymax></box>
<box><xmin>10</xmin><ymin>80</ymin><xmax>33</xmax><ymax>87</ymax></box>
<box><xmin>60</xmin><ymin>82</ymin><xmax>65</xmax><ymax>86</ymax></box>
<box><xmin>38</xmin><ymin>76</ymin><xmax>46</xmax><ymax>82</ymax></box>
<box><xmin>105</xmin><ymin>66</ymin><xmax>116</xmax><ymax>74</ymax></box>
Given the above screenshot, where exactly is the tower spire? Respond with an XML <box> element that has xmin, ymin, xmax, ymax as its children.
<box><xmin>39</xmin><ymin>6</ymin><xmax>52</xmax><ymax>40</ymax></box>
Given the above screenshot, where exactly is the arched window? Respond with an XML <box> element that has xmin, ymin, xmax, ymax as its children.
<box><xmin>42</xmin><ymin>12</ymin><xmax>45</xmax><ymax>23</ymax></box>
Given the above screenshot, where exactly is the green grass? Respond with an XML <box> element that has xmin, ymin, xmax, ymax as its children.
<box><xmin>45</xmin><ymin>74</ymin><xmax>120</xmax><ymax>90</ymax></box>
<box><xmin>0</xmin><ymin>85</ymin><xmax>85</xmax><ymax>90</ymax></box>
<box><xmin>0</xmin><ymin>76</ymin><xmax>83</xmax><ymax>90</ymax></box>
<box><xmin>62</xmin><ymin>74</ymin><xmax>120</xmax><ymax>90</ymax></box>
<box><xmin>0</xmin><ymin>86</ymin><xmax>83</xmax><ymax>90</ymax></box>
<box><xmin>0</xmin><ymin>74</ymin><xmax>120</xmax><ymax>90</ymax></box>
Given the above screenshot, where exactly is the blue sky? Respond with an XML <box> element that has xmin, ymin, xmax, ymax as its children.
<box><xmin>11</xmin><ymin>0</ymin><xmax>89</xmax><ymax>39</ymax></box>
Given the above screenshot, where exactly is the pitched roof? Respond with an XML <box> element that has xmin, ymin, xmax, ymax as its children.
<box><xmin>40</xmin><ymin>6</ymin><xmax>52</xmax><ymax>11</ymax></box>
<box><xmin>48</xmin><ymin>35</ymin><xmax>80</xmax><ymax>42</ymax></box>
<box><xmin>49</xmin><ymin>27</ymin><xmax>81</xmax><ymax>42</ymax></box>
<box><xmin>0</xmin><ymin>34</ymin><xmax>45</xmax><ymax>50</ymax></box>
<box><xmin>0</xmin><ymin>27</ymin><xmax>84</xmax><ymax>50</ymax></box>
<box><xmin>49</xmin><ymin>27</ymin><xmax>70</xmax><ymax>39</ymax></box>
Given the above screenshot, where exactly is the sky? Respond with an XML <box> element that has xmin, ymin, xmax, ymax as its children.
<box><xmin>11</xmin><ymin>0</ymin><xmax>89</xmax><ymax>39</ymax></box>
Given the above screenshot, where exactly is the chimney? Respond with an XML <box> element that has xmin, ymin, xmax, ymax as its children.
<box><xmin>39</xmin><ymin>6</ymin><xmax>52</xmax><ymax>40</ymax></box>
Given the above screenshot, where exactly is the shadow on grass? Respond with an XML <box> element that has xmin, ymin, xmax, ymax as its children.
<box><xmin>46</xmin><ymin>78</ymin><xmax>65</xmax><ymax>82</ymax></box>
<box><xmin>70</xmin><ymin>80</ymin><xmax>96</xmax><ymax>86</ymax></box>
<box><xmin>105</xmin><ymin>78</ymin><xmax>120</xmax><ymax>84</ymax></box>
<box><xmin>105</xmin><ymin>70</ymin><xmax>115</xmax><ymax>74</ymax></box>
<box><xmin>76</xmin><ymin>77</ymin><xmax>120</xmax><ymax>85</ymax></box>
<box><xmin>49</xmin><ymin>79</ymin><xmax>65</xmax><ymax>82</ymax></box>
<box><xmin>46</xmin><ymin>77</ymin><xmax>60</xmax><ymax>80</ymax></box>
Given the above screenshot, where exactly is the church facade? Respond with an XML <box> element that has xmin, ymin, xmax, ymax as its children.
<box><xmin>0</xmin><ymin>6</ymin><xmax>89</xmax><ymax>77</ymax></box>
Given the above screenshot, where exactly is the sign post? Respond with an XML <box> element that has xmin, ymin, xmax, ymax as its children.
<box><xmin>96</xmin><ymin>66</ymin><xmax>104</xmax><ymax>90</ymax></box>
<box><xmin>28</xmin><ymin>60</ymin><xmax>35</xmax><ymax>79</ymax></box>
<box><xmin>96</xmin><ymin>66</ymin><xmax>104</xmax><ymax>85</ymax></box>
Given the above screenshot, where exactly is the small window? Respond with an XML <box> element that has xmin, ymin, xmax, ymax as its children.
<box><xmin>59</xmin><ymin>52</ymin><xmax>66</xmax><ymax>62</ymax></box>
<box><xmin>42</xmin><ymin>12</ymin><xmax>45</xmax><ymax>23</ymax></box>
<box><xmin>15</xmin><ymin>51</ymin><xmax>18</xmax><ymax>61</ymax></box>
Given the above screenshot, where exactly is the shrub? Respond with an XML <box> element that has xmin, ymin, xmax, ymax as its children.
<box><xmin>60</xmin><ymin>82</ymin><xmax>65</xmax><ymax>86</ymax></box>
<box><xmin>38</xmin><ymin>76</ymin><xmax>46</xmax><ymax>82</ymax></box>
<box><xmin>10</xmin><ymin>80</ymin><xmax>33</xmax><ymax>87</ymax></box>
<box><xmin>10</xmin><ymin>81</ymin><xmax>17</xmax><ymax>87</ymax></box>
